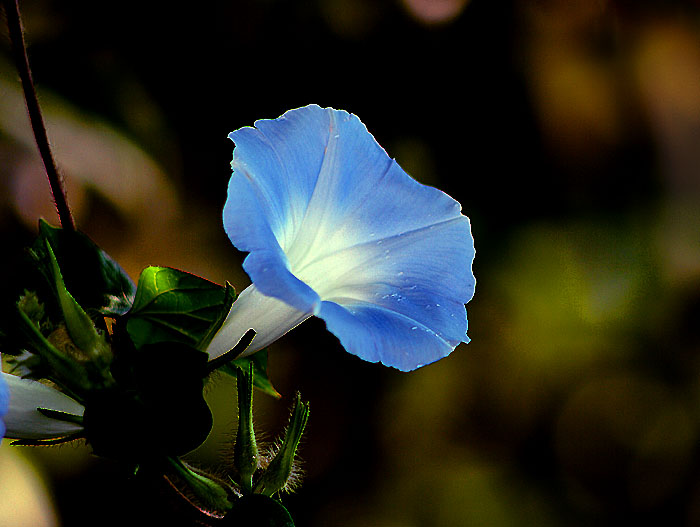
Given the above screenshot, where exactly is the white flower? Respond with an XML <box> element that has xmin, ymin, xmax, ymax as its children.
<box><xmin>2</xmin><ymin>373</ymin><xmax>84</xmax><ymax>440</ymax></box>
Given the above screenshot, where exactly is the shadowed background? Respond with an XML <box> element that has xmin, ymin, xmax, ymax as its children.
<box><xmin>1</xmin><ymin>0</ymin><xmax>700</xmax><ymax>526</ymax></box>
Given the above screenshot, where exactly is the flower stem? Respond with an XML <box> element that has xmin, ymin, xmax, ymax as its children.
<box><xmin>234</xmin><ymin>362</ymin><xmax>258</xmax><ymax>494</ymax></box>
<box><xmin>2</xmin><ymin>0</ymin><xmax>75</xmax><ymax>231</ymax></box>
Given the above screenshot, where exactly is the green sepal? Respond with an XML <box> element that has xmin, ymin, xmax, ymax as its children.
<box><xmin>206</xmin><ymin>329</ymin><xmax>256</xmax><ymax>374</ymax></box>
<box><xmin>167</xmin><ymin>458</ymin><xmax>233</xmax><ymax>515</ymax></box>
<box><xmin>44</xmin><ymin>241</ymin><xmax>112</xmax><ymax>367</ymax></box>
<box><xmin>254</xmin><ymin>393</ymin><xmax>309</xmax><ymax>497</ymax></box>
<box><xmin>197</xmin><ymin>281</ymin><xmax>236</xmax><ymax>350</ymax></box>
<box><xmin>223</xmin><ymin>494</ymin><xmax>295</xmax><ymax>526</ymax></box>
<box><xmin>126</xmin><ymin>267</ymin><xmax>233</xmax><ymax>350</ymax></box>
<box><xmin>37</xmin><ymin>407</ymin><xmax>84</xmax><ymax>426</ymax></box>
<box><xmin>222</xmin><ymin>351</ymin><xmax>281</xmax><ymax>399</ymax></box>
<box><xmin>10</xmin><ymin>433</ymin><xmax>84</xmax><ymax>447</ymax></box>
<box><xmin>31</xmin><ymin>220</ymin><xmax>136</xmax><ymax>316</ymax></box>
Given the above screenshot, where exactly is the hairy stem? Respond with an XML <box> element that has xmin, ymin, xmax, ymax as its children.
<box><xmin>3</xmin><ymin>0</ymin><xmax>75</xmax><ymax>231</ymax></box>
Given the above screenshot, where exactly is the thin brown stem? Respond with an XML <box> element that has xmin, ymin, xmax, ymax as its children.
<box><xmin>3</xmin><ymin>0</ymin><xmax>75</xmax><ymax>231</ymax></box>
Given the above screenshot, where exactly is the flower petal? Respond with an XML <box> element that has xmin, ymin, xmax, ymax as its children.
<box><xmin>319</xmin><ymin>300</ymin><xmax>459</xmax><ymax>371</ymax></box>
<box><xmin>223</xmin><ymin>123</ymin><xmax>321</xmax><ymax>315</ymax></box>
<box><xmin>227</xmin><ymin>104</ymin><xmax>331</xmax><ymax>253</ymax></box>
<box><xmin>312</xmin><ymin>217</ymin><xmax>474</xmax><ymax>369</ymax></box>
<box><xmin>3</xmin><ymin>374</ymin><xmax>84</xmax><ymax>440</ymax></box>
<box><xmin>0</xmin><ymin>370</ymin><xmax>8</xmax><ymax>438</ymax></box>
<box><xmin>283</xmin><ymin>114</ymin><xmax>469</xmax><ymax>280</ymax></box>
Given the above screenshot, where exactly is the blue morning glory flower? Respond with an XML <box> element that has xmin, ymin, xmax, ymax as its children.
<box><xmin>207</xmin><ymin>105</ymin><xmax>475</xmax><ymax>371</ymax></box>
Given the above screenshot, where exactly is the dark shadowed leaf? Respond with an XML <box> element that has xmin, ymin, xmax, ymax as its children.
<box><xmin>31</xmin><ymin>220</ymin><xmax>136</xmax><ymax>316</ymax></box>
<box><xmin>223</xmin><ymin>494</ymin><xmax>295</xmax><ymax>527</ymax></box>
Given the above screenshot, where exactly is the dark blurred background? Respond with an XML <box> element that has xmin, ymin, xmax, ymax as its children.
<box><xmin>2</xmin><ymin>0</ymin><xmax>700</xmax><ymax>525</ymax></box>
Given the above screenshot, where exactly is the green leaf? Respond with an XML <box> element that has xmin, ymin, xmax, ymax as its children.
<box><xmin>32</xmin><ymin>220</ymin><xmax>136</xmax><ymax>316</ymax></box>
<box><xmin>223</xmin><ymin>494</ymin><xmax>295</xmax><ymax>527</ymax></box>
<box><xmin>222</xmin><ymin>351</ymin><xmax>281</xmax><ymax>399</ymax></box>
<box><xmin>126</xmin><ymin>267</ymin><xmax>232</xmax><ymax>350</ymax></box>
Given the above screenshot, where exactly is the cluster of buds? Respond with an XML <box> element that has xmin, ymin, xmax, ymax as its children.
<box><xmin>1</xmin><ymin>221</ymin><xmax>308</xmax><ymax>523</ymax></box>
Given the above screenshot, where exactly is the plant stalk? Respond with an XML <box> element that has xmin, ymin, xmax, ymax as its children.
<box><xmin>3</xmin><ymin>0</ymin><xmax>75</xmax><ymax>231</ymax></box>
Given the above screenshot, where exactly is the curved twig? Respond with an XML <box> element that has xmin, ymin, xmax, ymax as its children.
<box><xmin>3</xmin><ymin>0</ymin><xmax>75</xmax><ymax>231</ymax></box>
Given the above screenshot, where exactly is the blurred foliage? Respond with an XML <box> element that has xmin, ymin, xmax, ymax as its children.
<box><xmin>2</xmin><ymin>0</ymin><xmax>700</xmax><ymax>526</ymax></box>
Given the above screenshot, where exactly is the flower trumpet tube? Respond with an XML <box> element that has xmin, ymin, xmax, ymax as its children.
<box><xmin>207</xmin><ymin>105</ymin><xmax>475</xmax><ymax>371</ymax></box>
<box><xmin>2</xmin><ymin>373</ymin><xmax>84</xmax><ymax>440</ymax></box>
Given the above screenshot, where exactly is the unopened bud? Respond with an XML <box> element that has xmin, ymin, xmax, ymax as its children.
<box><xmin>234</xmin><ymin>362</ymin><xmax>258</xmax><ymax>494</ymax></box>
<box><xmin>255</xmin><ymin>392</ymin><xmax>309</xmax><ymax>496</ymax></box>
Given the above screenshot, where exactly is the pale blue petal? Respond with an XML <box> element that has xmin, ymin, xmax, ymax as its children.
<box><xmin>319</xmin><ymin>301</ymin><xmax>457</xmax><ymax>372</ymax></box>
<box><xmin>227</xmin><ymin>104</ymin><xmax>331</xmax><ymax>252</ymax></box>
<box><xmin>285</xmin><ymin>136</ymin><xmax>468</xmax><ymax>274</ymax></box>
<box><xmin>242</xmin><ymin>251</ymin><xmax>320</xmax><ymax>315</ymax></box>
<box><xmin>222</xmin><ymin>155</ymin><xmax>320</xmax><ymax>315</ymax></box>
<box><xmin>315</xmin><ymin>216</ymin><xmax>474</xmax><ymax>371</ymax></box>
